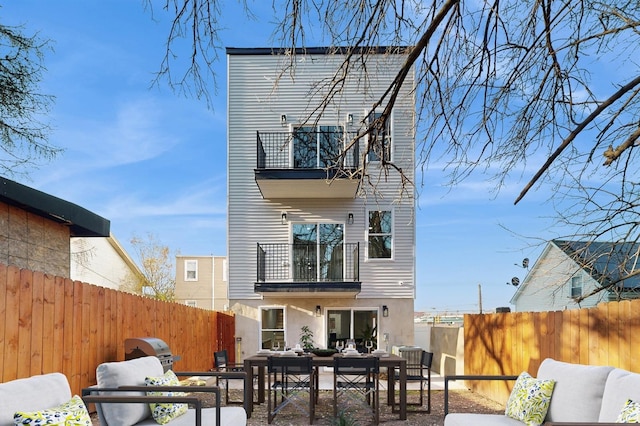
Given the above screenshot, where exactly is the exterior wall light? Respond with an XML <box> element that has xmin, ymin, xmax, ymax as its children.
<box><xmin>347</xmin><ymin>113</ymin><xmax>354</xmax><ymax>126</ymax></box>
<box><xmin>347</xmin><ymin>212</ymin><xmax>354</xmax><ymax>225</ymax></box>
<box><xmin>281</xmin><ymin>212</ymin><xmax>287</xmax><ymax>225</ymax></box>
<box><xmin>382</xmin><ymin>305</ymin><xmax>389</xmax><ymax>317</ymax></box>
<box><xmin>280</xmin><ymin>114</ymin><xmax>287</xmax><ymax>125</ymax></box>
<box><xmin>315</xmin><ymin>305</ymin><xmax>321</xmax><ymax>317</ymax></box>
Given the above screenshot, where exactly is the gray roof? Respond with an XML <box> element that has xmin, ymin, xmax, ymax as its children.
<box><xmin>0</xmin><ymin>177</ymin><xmax>110</xmax><ymax>237</ymax></box>
<box><xmin>553</xmin><ymin>240</ymin><xmax>640</xmax><ymax>289</ymax></box>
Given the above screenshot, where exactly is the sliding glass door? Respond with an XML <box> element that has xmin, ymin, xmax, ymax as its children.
<box><xmin>326</xmin><ymin>309</ymin><xmax>378</xmax><ymax>352</ymax></box>
<box><xmin>292</xmin><ymin>223</ymin><xmax>344</xmax><ymax>281</ymax></box>
<box><xmin>293</xmin><ymin>125</ymin><xmax>344</xmax><ymax>169</ymax></box>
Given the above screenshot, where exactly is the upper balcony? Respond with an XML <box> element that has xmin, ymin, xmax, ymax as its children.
<box><xmin>255</xmin><ymin>129</ymin><xmax>362</xmax><ymax>199</ymax></box>
<box><xmin>255</xmin><ymin>242</ymin><xmax>361</xmax><ymax>297</ymax></box>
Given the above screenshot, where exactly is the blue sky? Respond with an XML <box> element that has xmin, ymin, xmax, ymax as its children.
<box><xmin>3</xmin><ymin>1</ymin><xmax>565</xmax><ymax>313</ymax></box>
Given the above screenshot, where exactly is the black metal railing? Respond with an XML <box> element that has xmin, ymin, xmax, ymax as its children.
<box><xmin>256</xmin><ymin>242</ymin><xmax>359</xmax><ymax>282</ymax></box>
<box><xmin>256</xmin><ymin>131</ymin><xmax>361</xmax><ymax>170</ymax></box>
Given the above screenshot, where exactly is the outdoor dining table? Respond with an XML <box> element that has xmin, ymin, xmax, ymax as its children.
<box><xmin>243</xmin><ymin>352</ymin><xmax>408</xmax><ymax>420</ymax></box>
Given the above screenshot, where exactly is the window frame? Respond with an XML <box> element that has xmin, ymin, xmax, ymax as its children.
<box><xmin>184</xmin><ymin>259</ymin><xmax>198</xmax><ymax>281</ymax></box>
<box><xmin>290</xmin><ymin>124</ymin><xmax>346</xmax><ymax>169</ymax></box>
<box><xmin>570</xmin><ymin>275</ymin><xmax>583</xmax><ymax>298</ymax></box>
<box><xmin>366</xmin><ymin>110</ymin><xmax>392</xmax><ymax>162</ymax></box>
<box><xmin>259</xmin><ymin>306</ymin><xmax>287</xmax><ymax>350</ymax></box>
<box><xmin>366</xmin><ymin>208</ymin><xmax>393</xmax><ymax>260</ymax></box>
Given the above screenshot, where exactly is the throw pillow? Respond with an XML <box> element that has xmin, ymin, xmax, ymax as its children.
<box><xmin>145</xmin><ymin>370</ymin><xmax>188</xmax><ymax>425</ymax></box>
<box><xmin>13</xmin><ymin>395</ymin><xmax>91</xmax><ymax>426</ymax></box>
<box><xmin>505</xmin><ymin>371</ymin><xmax>555</xmax><ymax>426</ymax></box>
<box><xmin>616</xmin><ymin>399</ymin><xmax>640</xmax><ymax>423</ymax></box>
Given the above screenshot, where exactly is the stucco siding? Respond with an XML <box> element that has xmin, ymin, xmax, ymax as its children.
<box><xmin>0</xmin><ymin>202</ymin><xmax>70</xmax><ymax>277</ymax></box>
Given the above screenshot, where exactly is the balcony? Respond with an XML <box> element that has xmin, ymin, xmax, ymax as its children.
<box><xmin>255</xmin><ymin>242</ymin><xmax>361</xmax><ymax>297</ymax></box>
<box><xmin>255</xmin><ymin>130</ymin><xmax>362</xmax><ymax>199</ymax></box>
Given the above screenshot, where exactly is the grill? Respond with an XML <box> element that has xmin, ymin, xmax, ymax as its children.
<box><xmin>124</xmin><ymin>337</ymin><xmax>181</xmax><ymax>372</ymax></box>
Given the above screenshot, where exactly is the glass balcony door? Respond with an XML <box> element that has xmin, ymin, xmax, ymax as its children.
<box><xmin>292</xmin><ymin>223</ymin><xmax>344</xmax><ymax>281</ymax></box>
<box><xmin>292</xmin><ymin>126</ymin><xmax>343</xmax><ymax>169</ymax></box>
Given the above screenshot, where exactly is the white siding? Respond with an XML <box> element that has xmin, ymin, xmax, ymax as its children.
<box><xmin>227</xmin><ymin>50</ymin><xmax>415</xmax><ymax>300</ymax></box>
<box><xmin>70</xmin><ymin>236</ymin><xmax>139</xmax><ymax>290</ymax></box>
<box><xmin>512</xmin><ymin>243</ymin><xmax>606</xmax><ymax>312</ymax></box>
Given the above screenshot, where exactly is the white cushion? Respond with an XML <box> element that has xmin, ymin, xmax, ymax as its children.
<box><xmin>444</xmin><ymin>413</ymin><xmax>524</xmax><ymax>426</ymax></box>
<box><xmin>0</xmin><ymin>373</ymin><xmax>72</xmax><ymax>426</ymax></box>
<box><xmin>599</xmin><ymin>368</ymin><xmax>640</xmax><ymax>421</ymax></box>
<box><xmin>131</xmin><ymin>407</ymin><xmax>247</xmax><ymax>426</ymax></box>
<box><xmin>96</xmin><ymin>356</ymin><xmax>164</xmax><ymax>426</ymax></box>
<box><xmin>536</xmin><ymin>358</ymin><xmax>613</xmax><ymax>422</ymax></box>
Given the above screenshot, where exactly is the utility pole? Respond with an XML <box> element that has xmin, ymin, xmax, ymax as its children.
<box><xmin>478</xmin><ymin>283</ymin><xmax>483</xmax><ymax>314</ymax></box>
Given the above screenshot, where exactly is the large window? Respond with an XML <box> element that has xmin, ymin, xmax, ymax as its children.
<box><xmin>292</xmin><ymin>223</ymin><xmax>344</xmax><ymax>281</ymax></box>
<box><xmin>184</xmin><ymin>259</ymin><xmax>198</xmax><ymax>281</ymax></box>
<box><xmin>571</xmin><ymin>276</ymin><xmax>582</xmax><ymax>298</ymax></box>
<box><xmin>367</xmin><ymin>210</ymin><xmax>392</xmax><ymax>259</ymax></box>
<box><xmin>292</xmin><ymin>125</ymin><xmax>344</xmax><ymax>168</ymax></box>
<box><xmin>367</xmin><ymin>111</ymin><xmax>391</xmax><ymax>162</ymax></box>
<box><xmin>260</xmin><ymin>307</ymin><xmax>285</xmax><ymax>350</ymax></box>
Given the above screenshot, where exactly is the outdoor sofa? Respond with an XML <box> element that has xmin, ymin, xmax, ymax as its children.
<box><xmin>0</xmin><ymin>372</ymin><xmax>84</xmax><ymax>426</ymax></box>
<box><xmin>0</xmin><ymin>356</ymin><xmax>246</xmax><ymax>426</ymax></box>
<box><xmin>444</xmin><ymin>358</ymin><xmax>640</xmax><ymax>425</ymax></box>
<box><xmin>84</xmin><ymin>356</ymin><xmax>247</xmax><ymax>426</ymax></box>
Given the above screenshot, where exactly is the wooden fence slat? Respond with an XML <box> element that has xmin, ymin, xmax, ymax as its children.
<box><xmin>30</xmin><ymin>271</ymin><xmax>44</xmax><ymax>376</ymax></box>
<box><xmin>42</xmin><ymin>273</ymin><xmax>55</xmax><ymax>374</ymax></box>
<box><xmin>17</xmin><ymin>268</ymin><xmax>33</xmax><ymax>378</ymax></box>
<box><xmin>0</xmin><ymin>263</ymin><xmax>6</xmax><ymax>378</ymax></box>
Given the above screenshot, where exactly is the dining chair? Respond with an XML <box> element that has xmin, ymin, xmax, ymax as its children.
<box><xmin>267</xmin><ymin>355</ymin><xmax>316</xmax><ymax>424</ymax></box>
<box><xmin>333</xmin><ymin>355</ymin><xmax>380</xmax><ymax>424</ymax></box>
<box><xmin>392</xmin><ymin>350</ymin><xmax>433</xmax><ymax>413</ymax></box>
<box><xmin>212</xmin><ymin>349</ymin><xmax>246</xmax><ymax>404</ymax></box>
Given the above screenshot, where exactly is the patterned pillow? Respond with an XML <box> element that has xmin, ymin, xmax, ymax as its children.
<box><xmin>145</xmin><ymin>370</ymin><xmax>188</xmax><ymax>425</ymax></box>
<box><xmin>13</xmin><ymin>395</ymin><xmax>91</xmax><ymax>425</ymax></box>
<box><xmin>616</xmin><ymin>399</ymin><xmax>640</xmax><ymax>423</ymax></box>
<box><xmin>505</xmin><ymin>371</ymin><xmax>555</xmax><ymax>426</ymax></box>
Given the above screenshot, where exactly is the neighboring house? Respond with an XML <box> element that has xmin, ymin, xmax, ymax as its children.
<box><xmin>70</xmin><ymin>234</ymin><xmax>143</xmax><ymax>290</ymax></box>
<box><xmin>0</xmin><ymin>177</ymin><xmax>110</xmax><ymax>277</ymax></box>
<box><xmin>227</xmin><ymin>47</ymin><xmax>416</xmax><ymax>356</ymax></box>
<box><xmin>511</xmin><ymin>240</ymin><xmax>640</xmax><ymax>312</ymax></box>
<box><xmin>175</xmin><ymin>255</ymin><xmax>229</xmax><ymax>311</ymax></box>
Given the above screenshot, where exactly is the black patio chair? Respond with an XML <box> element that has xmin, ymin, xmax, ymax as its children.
<box><xmin>267</xmin><ymin>355</ymin><xmax>316</xmax><ymax>424</ymax></box>
<box><xmin>212</xmin><ymin>349</ymin><xmax>246</xmax><ymax>404</ymax></box>
<box><xmin>333</xmin><ymin>355</ymin><xmax>380</xmax><ymax>425</ymax></box>
<box><xmin>392</xmin><ymin>349</ymin><xmax>433</xmax><ymax>413</ymax></box>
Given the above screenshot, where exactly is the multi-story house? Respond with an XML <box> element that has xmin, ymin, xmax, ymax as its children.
<box><xmin>511</xmin><ymin>240</ymin><xmax>640</xmax><ymax>312</ymax></box>
<box><xmin>175</xmin><ymin>255</ymin><xmax>229</xmax><ymax>311</ymax></box>
<box><xmin>227</xmin><ymin>47</ymin><xmax>416</xmax><ymax>357</ymax></box>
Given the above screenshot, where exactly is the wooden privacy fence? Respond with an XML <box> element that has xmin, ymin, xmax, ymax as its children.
<box><xmin>463</xmin><ymin>299</ymin><xmax>640</xmax><ymax>404</ymax></box>
<box><xmin>0</xmin><ymin>263</ymin><xmax>236</xmax><ymax>396</ymax></box>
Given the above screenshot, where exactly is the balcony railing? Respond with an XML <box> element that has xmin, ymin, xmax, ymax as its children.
<box><xmin>257</xmin><ymin>242</ymin><xmax>359</xmax><ymax>282</ymax></box>
<box><xmin>256</xmin><ymin>131</ymin><xmax>361</xmax><ymax>170</ymax></box>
